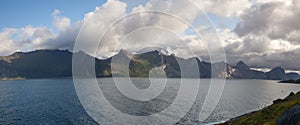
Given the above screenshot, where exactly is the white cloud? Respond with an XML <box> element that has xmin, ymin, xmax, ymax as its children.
<box><xmin>190</xmin><ymin>0</ymin><xmax>252</xmax><ymax>17</ymax></box>
<box><xmin>1</xmin><ymin>0</ymin><xmax>300</xmax><ymax>71</ymax></box>
<box><xmin>0</xmin><ymin>26</ymin><xmax>55</xmax><ymax>55</ymax></box>
<box><xmin>2</xmin><ymin>0</ymin><xmax>252</xmax><ymax>57</ymax></box>
<box><xmin>206</xmin><ymin>27</ymin><xmax>300</xmax><ymax>70</ymax></box>
<box><xmin>83</xmin><ymin>0</ymin><xmax>236</xmax><ymax>59</ymax></box>
<box><xmin>75</xmin><ymin>0</ymin><xmax>127</xmax><ymax>57</ymax></box>
<box><xmin>220</xmin><ymin>0</ymin><xmax>300</xmax><ymax>70</ymax></box>
<box><xmin>234</xmin><ymin>0</ymin><xmax>300</xmax><ymax>44</ymax></box>
<box><xmin>0</xmin><ymin>9</ymin><xmax>78</xmax><ymax>56</ymax></box>
<box><xmin>51</xmin><ymin>9</ymin><xmax>71</xmax><ymax>31</ymax></box>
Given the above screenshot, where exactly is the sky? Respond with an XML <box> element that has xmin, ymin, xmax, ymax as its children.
<box><xmin>0</xmin><ymin>0</ymin><xmax>300</xmax><ymax>71</ymax></box>
<box><xmin>0</xmin><ymin>0</ymin><xmax>107</xmax><ymax>29</ymax></box>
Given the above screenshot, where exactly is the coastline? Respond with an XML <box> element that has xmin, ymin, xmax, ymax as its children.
<box><xmin>205</xmin><ymin>120</ymin><xmax>228</xmax><ymax>125</ymax></box>
<box><xmin>218</xmin><ymin>91</ymin><xmax>300</xmax><ymax>125</ymax></box>
<box><xmin>0</xmin><ymin>77</ymin><xmax>74</xmax><ymax>81</ymax></box>
<box><xmin>0</xmin><ymin>77</ymin><xmax>26</xmax><ymax>81</ymax></box>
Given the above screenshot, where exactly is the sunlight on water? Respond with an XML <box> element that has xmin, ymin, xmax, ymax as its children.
<box><xmin>0</xmin><ymin>79</ymin><xmax>300</xmax><ymax>124</ymax></box>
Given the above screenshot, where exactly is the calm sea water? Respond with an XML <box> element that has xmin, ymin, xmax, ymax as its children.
<box><xmin>0</xmin><ymin>78</ymin><xmax>300</xmax><ymax>125</ymax></box>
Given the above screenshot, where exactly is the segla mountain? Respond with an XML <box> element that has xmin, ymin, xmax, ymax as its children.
<box><xmin>0</xmin><ymin>49</ymin><xmax>299</xmax><ymax>80</ymax></box>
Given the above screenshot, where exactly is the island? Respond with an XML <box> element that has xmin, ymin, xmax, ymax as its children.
<box><xmin>279</xmin><ymin>79</ymin><xmax>300</xmax><ymax>84</ymax></box>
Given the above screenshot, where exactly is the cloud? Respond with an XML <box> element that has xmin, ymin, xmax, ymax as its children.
<box><xmin>45</xmin><ymin>9</ymin><xmax>80</xmax><ymax>50</ymax></box>
<box><xmin>51</xmin><ymin>9</ymin><xmax>71</xmax><ymax>31</ymax></box>
<box><xmin>81</xmin><ymin>0</ymin><xmax>243</xmax><ymax>59</ymax></box>
<box><xmin>76</xmin><ymin>0</ymin><xmax>203</xmax><ymax>58</ymax></box>
<box><xmin>205</xmin><ymin>26</ymin><xmax>300</xmax><ymax>70</ymax></box>
<box><xmin>234</xmin><ymin>0</ymin><xmax>300</xmax><ymax>45</ymax></box>
<box><xmin>1</xmin><ymin>0</ymin><xmax>252</xmax><ymax>57</ymax></box>
<box><xmin>75</xmin><ymin>0</ymin><xmax>127</xmax><ymax>57</ymax></box>
<box><xmin>0</xmin><ymin>9</ymin><xmax>79</xmax><ymax>56</ymax></box>
<box><xmin>225</xmin><ymin>47</ymin><xmax>300</xmax><ymax>70</ymax></box>
<box><xmin>0</xmin><ymin>26</ymin><xmax>55</xmax><ymax>55</ymax></box>
<box><xmin>0</xmin><ymin>0</ymin><xmax>300</xmax><ymax>71</ymax></box>
<box><xmin>218</xmin><ymin>0</ymin><xmax>300</xmax><ymax>70</ymax></box>
<box><xmin>190</xmin><ymin>0</ymin><xmax>252</xmax><ymax>17</ymax></box>
<box><xmin>45</xmin><ymin>21</ymin><xmax>81</xmax><ymax>50</ymax></box>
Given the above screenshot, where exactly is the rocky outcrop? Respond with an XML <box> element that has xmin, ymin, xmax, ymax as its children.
<box><xmin>266</xmin><ymin>67</ymin><xmax>286</xmax><ymax>80</ymax></box>
<box><xmin>236</xmin><ymin>61</ymin><xmax>250</xmax><ymax>70</ymax></box>
<box><xmin>231</xmin><ymin>61</ymin><xmax>267</xmax><ymax>79</ymax></box>
<box><xmin>277</xmin><ymin>104</ymin><xmax>300</xmax><ymax>125</ymax></box>
<box><xmin>286</xmin><ymin>73</ymin><xmax>300</xmax><ymax>80</ymax></box>
<box><xmin>0</xmin><ymin>49</ymin><xmax>297</xmax><ymax>80</ymax></box>
<box><xmin>220</xmin><ymin>92</ymin><xmax>300</xmax><ymax>125</ymax></box>
<box><xmin>280</xmin><ymin>79</ymin><xmax>300</xmax><ymax>84</ymax></box>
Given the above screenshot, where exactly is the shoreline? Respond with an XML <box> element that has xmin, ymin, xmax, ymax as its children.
<box><xmin>0</xmin><ymin>77</ymin><xmax>26</xmax><ymax>81</ymax></box>
<box><xmin>218</xmin><ymin>91</ymin><xmax>300</xmax><ymax>124</ymax></box>
<box><xmin>0</xmin><ymin>77</ymin><xmax>285</xmax><ymax>81</ymax></box>
<box><xmin>205</xmin><ymin>120</ymin><xmax>228</xmax><ymax>125</ymax></box>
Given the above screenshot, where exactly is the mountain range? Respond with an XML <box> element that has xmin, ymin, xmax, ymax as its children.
<box><xmin>0</xmin><ymin>49</ymin><xmax>299</xmax><ymax>80</ymax></box>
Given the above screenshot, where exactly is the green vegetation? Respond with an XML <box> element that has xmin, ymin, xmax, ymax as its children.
<box><xmin>110</xmin><ymin>51</ymin><xmax>165</xmax><ymax>77</ymax></box>
<box><xmin>0</xmin><ymin>50</ymin><xmax>73</xmax><ymax>79</ymax></box>
<box><xmin>129</xmin><ymin>59</ymin><xmax>152</xmax><ymax>77</ymax></box>
<box><xmin>1</xmin><ymin>49</ymin><xmax>297</xmax><ymax>80</ymax></box>
<box><xmin>221</xmin><ymin>92</ymin><xmax>300</xmax><ymax>125</ymax></box>
<box><xmin>128</xmin><ymin>54</ymin><xmax>162</xmax><ymax>77</ymax></box>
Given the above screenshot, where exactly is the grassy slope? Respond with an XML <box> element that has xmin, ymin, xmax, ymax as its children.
<box><xmin>221</xmin><ymin>92</ymin><xmax>300</xmax><ymax>125</ymax></box>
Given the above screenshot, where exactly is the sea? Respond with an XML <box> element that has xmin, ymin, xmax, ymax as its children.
<box><xmin>0</xmin><ymin>78</ymin><xmax>300</xmax><ymax>124</ymax></box>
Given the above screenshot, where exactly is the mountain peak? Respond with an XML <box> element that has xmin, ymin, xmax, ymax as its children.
<box><xmin>0</xmin><ymin>49</ymin><xmax>294</xmax><ymax>80</ymax></box>
<box><xmin>236</xmin><ymin>61</ymin><xmax>250</xmax><ymax>70</ymax></box>
<box><xmin>272</xmin><ymin>67</ymin><xmax>284</xmax><ymax>71</ymax></box>
<box><xmin>118</xmin><ymin>49</ymin><xmax>133</xmax><ymax>57</ymax></box>
<box><xmin>266</xmin><ymin>67</ymin><xmax>285</xmax><ymax>80</ymax></box>
<box><xmin>147</xmin><ymin>50</ymin><xmax>161</xmax><ymax>55</ymax></box>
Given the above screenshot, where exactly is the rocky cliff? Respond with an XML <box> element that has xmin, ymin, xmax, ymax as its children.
<box><xmin>0</xmin><ymin>49</ymin><xmax>298</xmax><ymax>80</ymax></box>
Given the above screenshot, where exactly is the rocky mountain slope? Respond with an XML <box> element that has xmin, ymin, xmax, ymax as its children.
<box><xmin>0</xmin><ymin>49</ymin><xmax>299</xmax><ymax>80</ymax></box>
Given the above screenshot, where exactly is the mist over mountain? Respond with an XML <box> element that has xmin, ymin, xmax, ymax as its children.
<box><xmin>0</xmin><ymin>49</ymin><xmax>299</xmax><ymax>80</ymax></box>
